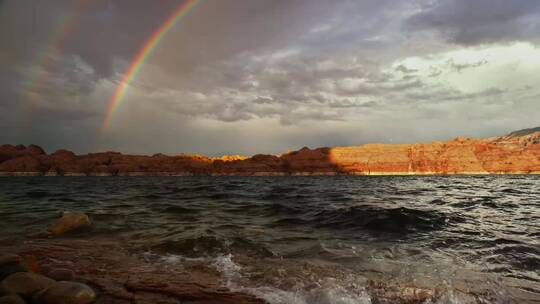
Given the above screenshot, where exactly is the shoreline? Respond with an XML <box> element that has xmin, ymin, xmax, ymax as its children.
<box><xmin>2</xmin><ymin>171</ymin><xmax>540</xmax><ymax>177</ymax></box>
<box><xmin>0</xmin><ymin>238</ymin><xmax>512</xmax><ymax>304</ymax></box>
<box><xmin>2</xmin><ymin>130</ymin><xmax>540</xmax><ymax>177</ymax></box>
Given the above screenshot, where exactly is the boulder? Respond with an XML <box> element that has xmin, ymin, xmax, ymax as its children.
<box><xmin>0</xmin><ymin>272</ymin><xmax>55</xmax><ymax>297</ymax></box>
<box><xmin>0</xmin><ymin>294</ymin><xmax>25</xmax><ymax>304</ymax></box>
<box><xmin>35</xmin><ymin>281</ymin><xmax>96</xmax><ymax>304</ymax></box>
<box><xmin>0</xmin><ymin>264</ymin><xmax>27</xmax><ymax>282</ymax></box>
<box><xmin>47</xmin><ymin>212</ymin><xmax>91</xmax><ymax>236</ymax></box>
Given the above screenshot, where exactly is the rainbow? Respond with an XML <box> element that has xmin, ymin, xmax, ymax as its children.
<box><xmin>102</xmin><ymin>0</ymin><xmax>201</xmax><ymax>129</ymax></box>
<box><xmin>26</xmin><ymin>1</ymin><xmax>87</xmax><ymax>114</ymax></box>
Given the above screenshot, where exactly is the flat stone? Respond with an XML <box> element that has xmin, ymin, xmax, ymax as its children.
<box><xmin>36</xmin><ymin>281</ymin><xmax>96</xmax><ymax>304</ymax></box>
<box><xmin>0</xmin><ymin>294</ymin><xmax>25</xmax><ymax>304</ymax></box>
<box><xmin>0</xmin><ymin>272</ymin><xmax>55</xmax><ymax>297</ymax></box>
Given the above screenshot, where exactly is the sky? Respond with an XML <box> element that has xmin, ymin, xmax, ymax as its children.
<box><xmin>1</xmin><ymin>0</ymin><xmax>539</xmax><ymax>156</ymax></box>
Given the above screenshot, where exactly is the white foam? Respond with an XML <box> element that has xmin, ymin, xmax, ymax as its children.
<box><xmin>159</xmin><ymin>253</ymin><xmax>205</xmax><ymax>263</ymax></box>
<box><xmin>212</xmin><ymin>254</ymin><xmax>372</xmax><ymax>304</ymax></box>
<box><xmin>141</xmin><ymin>251</ymin><xmax>205</xmax><ymax>265</ymax></box>
<box><xmin>423</xmin><ymin>287</ymin><xmax>513</xmax><ymax>304</ymax></box>
<box><xmin>213</xmin><ymin>253</ymin><xmax>243</xmax><ymax>283</ymax></box>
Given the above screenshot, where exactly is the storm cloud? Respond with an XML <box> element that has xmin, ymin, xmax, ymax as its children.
<box><xmin>407</xmin><ymin>0</ymin><xmax>540</xmax><ymax>45</ymax></box>
<box><xmin>1</xmin><ymin>0</ymin><xmax>539</xmax><ymax>155</ymax></box>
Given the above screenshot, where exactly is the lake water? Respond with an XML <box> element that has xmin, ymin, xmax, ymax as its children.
<box><xmin>0</xmin><ymin>176</ymin><xmax>539</xmax><ymax>303</ymax></box>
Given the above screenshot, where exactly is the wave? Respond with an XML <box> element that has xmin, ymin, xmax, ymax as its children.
<box><xmin>271</xmin><ymin>205</ymin><xmax>456</xmax><ymax>235</ymax></box>
<box><xmin>212</xmin><ymin>254</ymin><xmax>372</xmax><ymax>304</ymax></box>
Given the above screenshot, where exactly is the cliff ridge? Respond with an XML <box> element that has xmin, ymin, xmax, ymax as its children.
<box><xmin>1</xmin><ymin>128</ymin><xmax>539</xmax><ymax>176</ymax></box>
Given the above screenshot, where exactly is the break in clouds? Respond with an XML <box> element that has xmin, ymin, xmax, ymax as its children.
<box><xmin>1</xmin><ymin>0</ymin><xmax>540</xmax><ymax>155</ymax></box>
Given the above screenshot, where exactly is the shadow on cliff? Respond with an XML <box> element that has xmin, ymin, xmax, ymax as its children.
<box><xmin>214</xmin><ymin>146</ymin><xmax>353</xmax><ymax>175</ymax></box>
<box><xmin>0</xmin><ymin>145</ymin><xmax>361</xmax><ymax>175</ymax></box>
<box><xmin>3</xmin><ymin>132</ymin><xmax>540</xmax><ymax>175</ymax></box>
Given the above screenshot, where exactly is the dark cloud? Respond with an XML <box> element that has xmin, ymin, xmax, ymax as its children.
<box><xmin>0</xmin><ymin>0</ymin><xmax>539</xmax><ymax>154</ymax></box>
<box><xmin>448</xmin><ymin>59</ymin><xmax>488</xmax><ymax>72</ymax></box>
<box><xmin>403</xmin><ymin>87</ymin><xmax>506</xmax><ymax>104</ymax></box>
<box><xmin>395</xmin><ymin>65</ymin><xmax>418</xmax><ymax>74</ymax></box>
<box><xmin>407</xmin><ymin>0</ymin><xmax>540</xmax><ymax>45</ymax></box>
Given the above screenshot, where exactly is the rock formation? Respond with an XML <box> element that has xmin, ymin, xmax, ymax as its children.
<box><xmin>1</xmin><ymin>128</ymin><xmax>539</xmax><ymax>176</ymax></box>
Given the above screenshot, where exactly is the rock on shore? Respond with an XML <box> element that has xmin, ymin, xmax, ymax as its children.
<box><xmin>0</xmin><ymin>255</ymin><xmax>27</xmax><ymax>281</ymax></box>
<box><xmin>47</xmin><ymin>212</ymin><xmax>92</xmax><ymax>236</ymax></box>
<box><xmin>35</xmin><ymin>281</ymin><xmax>96</xmax><ymax>304</ymax></box>
<box><xmin>0</xmin><ymin>253</ymin><xmax>96</xmax><ymax>304</ymax></box>
<box><xmin>0</xmin><ymin>241</ymin><xmax>266</xmax><ymax>304</ymax></box>
<box><xmin>0</xmin><ymin>273</ymin><xmax>55</xmax><ymax>298</ymax></box>
<box><xmin>0</xmin><ymin>239</ymin><xmax>512</xmax><ymax>304</ymax></box>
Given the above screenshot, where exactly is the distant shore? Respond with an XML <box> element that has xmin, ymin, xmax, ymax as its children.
<box><xmin>1</xmin><ymin>171</ymin><xmax>540</xmax><ymax>177</ymax></box>
<box><xmin>1</xmin><ymin>127</ymin><xmax>539</xmax><ymax>176</ymax></box>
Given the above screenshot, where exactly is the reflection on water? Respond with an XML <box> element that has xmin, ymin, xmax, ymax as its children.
<box><xmin>0</xmin><ymin>176</ymin><xmax>539</xmax><ymax>303</ymax></box>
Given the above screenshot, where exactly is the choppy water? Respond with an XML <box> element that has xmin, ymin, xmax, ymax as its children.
<box><xmin>0</xmin><ymin>176</ymin><xmax>539</xmax><ymax>303</ymax></box>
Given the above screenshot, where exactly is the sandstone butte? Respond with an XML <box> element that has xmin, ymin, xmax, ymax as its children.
<box><xmin>1</xmin><ymin>127</ymin><xmax>539</xmax><ymax>176</ymax></box>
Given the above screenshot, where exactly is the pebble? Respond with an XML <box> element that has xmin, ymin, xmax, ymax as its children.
<box><xmin>35</xmin><ymin>281</ymin><xmax>96</xmax><ymax>304</ymax></box>
<box><xmin>0</xmin><ymin>294</ymin><xmax>25</xmax><ymax>304</ymax></box>
<box><xmin>0</xmin><ymin>272</ymin><xmax>55</xmax><ymax>298</ymax></box>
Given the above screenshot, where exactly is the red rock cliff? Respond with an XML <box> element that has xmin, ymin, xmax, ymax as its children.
<box><xmin>1</xmin><ymin>128</ymin><xmax>539</xmax><ymax>176</ymax></box>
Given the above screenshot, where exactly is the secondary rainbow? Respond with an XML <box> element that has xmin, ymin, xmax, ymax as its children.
<box><xmin>102</xmin><ymin>0</ymin><xmax>200</xmax><ymax>129</ymax></box>
<box><xmin>26</xmin><ymin>0</ymin><xmax>87</xmax><ymax>114</ymax></box>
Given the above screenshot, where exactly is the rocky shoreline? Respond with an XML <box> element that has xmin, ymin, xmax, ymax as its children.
<box><xmin>0</xmin><ymin>212</ymin><xmax>528</xmax><ymax>304</ymax></box>
<box><xmin>0</xmin><ymin>212</ymin><xmax>267</xmax><ymax>304</ymax></box>
<box><xmin>1</xmin><ymin>237</ymin><xmax>517</xmax><ymax>304</ymax></box>
<box><xmin>0</xmin><ymin>239</ymin><xmax>98</xmax><ymax>304</ymax></box>
<box><xmin>0</xmin><ymin>241</ymin><xmax>266</xmax><ymax>304</ymax></box>
<box><xmin>1</xmin><ymin>128</ymin><xmax>540</xmax><ymax>176</ymax></box>
<box><xmin>0</xmin><ymin>256</ymin><xmax>96</xmax><ymax>304</ymax></box>
<box><xmin>0</xmin><ymin>239</ymin><xmax>492</xmax><ymax>304</ymax></box>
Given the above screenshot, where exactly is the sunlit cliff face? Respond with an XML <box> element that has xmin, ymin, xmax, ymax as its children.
<box><xmin>0</xmin><ymin>0</ymin><xmax>539</xmax><ymax>155</ymax></box>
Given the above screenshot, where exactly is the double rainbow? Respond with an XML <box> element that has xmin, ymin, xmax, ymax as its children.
<box><xmin>102</xmin><ymin>0</ymin><xmax>200</xmax><ymax>129</ymax></box>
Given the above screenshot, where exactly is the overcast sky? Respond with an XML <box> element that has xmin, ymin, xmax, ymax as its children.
<box><xmin>1</xmin><ymin>0</ymin><xmax>539</xmax><ymax>156</ymax></box>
